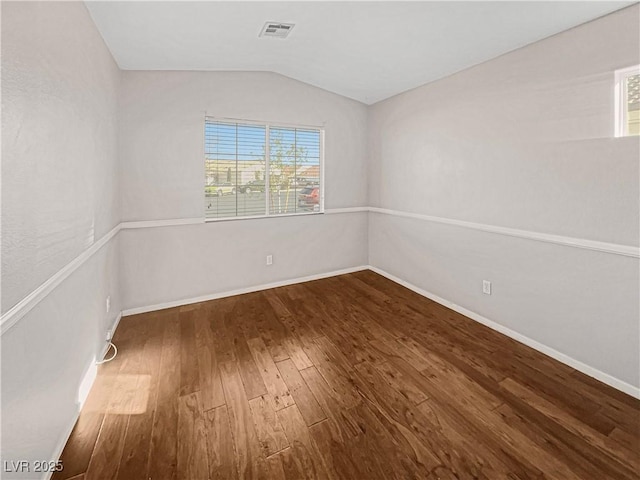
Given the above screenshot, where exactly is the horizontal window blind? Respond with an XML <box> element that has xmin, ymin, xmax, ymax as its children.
<box><xmin>269</xmin><ymin>127</ymin><xmax>321</xmax><ymax>216</ymax></box>
<box><xmin>625</xmin><ymin>71</ymin><xmax>639</xmax><ymax>136</ymax></box>
<box><xmin>615</xmin><ymin>65</ymin><xmax>640</xmax><ymax>137</ymax></box>
<box><xmin>204</xmin><ymin>118</ymin><xmax>322</xmax><ymax>220</ymax></box>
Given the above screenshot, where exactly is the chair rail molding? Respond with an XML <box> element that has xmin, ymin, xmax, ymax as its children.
<box><xmin>2</xmin><ymin>206</ymin><xmax>636</xmax><ymax>336</ymax></box>
<box><xmin>368</xmin><ymin>207</ymin><xmax>640</xmax><ymax>258</ymax></box>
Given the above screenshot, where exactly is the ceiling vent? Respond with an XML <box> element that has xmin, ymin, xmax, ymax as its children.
<box><xmin>259</xmin><ymin>22</ymin><xmax>295</xmax><ymax>39</ymax></box>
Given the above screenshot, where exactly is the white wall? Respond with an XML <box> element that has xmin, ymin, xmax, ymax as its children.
<box><xmin>368</xmin><ymin>5</ymin><xmax>640</xmax><ymax>390</ymax></box>
<box><xmin>1</xmin><ymin>2</ymin><xmax>121</xmax><ymax>476</ymax></box>
<box><xmin>1</xmin><ymin>239</ymin><xmax>120</xmax><ymax>476</ymax></box>
<box><xmin>118</xmin><ymin>71</ymin><xmax>369</xmax><ymax>311</ymax></box>
<box><xmin>2</xmin><ymin>4</ymin><xmax>639</xmax><ymax>474</ymax></box>
<box><xmin>2</xmin><ymin>2</ymin><xmax>120</xmax><ymax>312</ymax></box>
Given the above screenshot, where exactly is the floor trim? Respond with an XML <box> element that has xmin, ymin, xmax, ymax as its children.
<box><xmin>119</xmin><ymin>264</ymin><xmax>639</xmax><ymax>399</ymax></box>
<box><xmin>1</xmin><ymin>209</ymin><xmax>370</xmax><ymax>336</ymax></box>
<box><xmin>48</xmin><ymin>411</ymin><xmax>81</xmax><ymax>480</ymax></box>
<box><xmin>106</xmin><ymin>312</ymin><xmax>124</xmax><ymax>347</ymax></box>
<box><xmin>5</xmin><ymin>207</ymin><xmax>635</xmax><ymax>335</ymax></box>
<box><xmin>46</xmin><ymin>312</ymin><xmax>123</xmax><ymax>480</ymax></box>
<box><xmin>367</xmin><ymin>265</ymin><xmax>640</xmax><ymax>400</ymax></box>
<box><xmin>121</xmin><ymin>265</ymin><xmax>370</xmax><ymax>316</ymax></box>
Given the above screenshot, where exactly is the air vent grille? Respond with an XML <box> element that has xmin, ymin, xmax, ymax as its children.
<box><xmin>259</xmin><ymin>22</ymin><xmax>295</xmax><ymax>38</ymax></box>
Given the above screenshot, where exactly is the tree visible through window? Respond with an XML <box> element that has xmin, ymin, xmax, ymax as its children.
<box><xmin>204</xmin><ymin>119</ymin><xmax>322</xmax><ymax>219</ymax></box>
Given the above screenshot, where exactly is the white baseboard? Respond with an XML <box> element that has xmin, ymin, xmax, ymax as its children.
<box><xmin>1</xmin><ymin>208</ymin><xmax>370</xmax><ymax>336</ymax></box>
<box><xmin>45</xmin><ymin>264</ymin><xmax>636</xmax><ymax>480</ymax></box>
<box><xmin>6</xmin><ymin>207</ymin><xmax>635</xmax><ymax>337</ymax></box>
<box><xmin>46</xmin><ymin>411</ymin><xmax>81</xmax><ymax>480</ymax></box>
<box><xmin>46</xmin><ymin>311</ymin><xmax>124</xmax><ymax>480</ymax></box>
<box><xmin>121</xmin><ymin>266</ymin><xmax>369</xmax><ymax>317</ymax></box>
<box><xmin>367</xmin><ymin>265</ymin><xmax>640</xmax><ymax>400</ymax></box>
<box><xmin>104</xmin><ymin>312</ymin><xmax>123</xmax><ymax>353</ymax></box>
<box><xmin>124</xmin><ymin>263</ymin><xmax>639</xmax><ymax>399</ymax></box>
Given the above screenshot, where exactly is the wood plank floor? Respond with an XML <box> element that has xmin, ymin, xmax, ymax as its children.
<box><xmin>54</xmin><ymin>270</ymin><xmax>640</xmax><ymax>480</ymax></box>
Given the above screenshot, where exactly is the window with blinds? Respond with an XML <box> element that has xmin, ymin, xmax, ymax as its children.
<box><xmin>615</xmin><ymin>65</ymin><xmax>640</xmax><ymax>137</ymax></box>
<box><xmin>205</xmin><ymin>118</ymin><xmax>323</xmax><ymax>220</ymax></box>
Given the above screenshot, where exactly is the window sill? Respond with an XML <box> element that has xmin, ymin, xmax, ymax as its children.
<box><xmin>204</xmin><ymin>210</ymin><xmax>325</xmax><ymax>223</ymax></box>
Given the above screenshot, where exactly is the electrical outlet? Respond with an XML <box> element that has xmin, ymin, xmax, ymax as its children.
<box><xmin>266</xmin><ymin>255</ymin><xmax>273</xmax><ymax>266</ymax></box>
<box><xmin>106</xmin><ymin>295</ymin><xmax>111</xmax><ymax>313</ymax></box>
<box><xmin>106</xmin><ymin>329</ymin><xmax>113</xmax><ymax>342</ymax></box>
<box><xmin>482</xmin><ymin>280</ymin><xmax>492</xmax><ymax>295</ymax></box>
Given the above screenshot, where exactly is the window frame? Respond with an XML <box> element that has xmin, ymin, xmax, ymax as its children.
<box><xmin>614</xmin><ymin>64</ymin><xmax>640</xmax><ymax>138</ymax></box>
<box><xmin>204</xmin><ymin>116</ymin><xmax>325</xmax><ymax>222</ymax></box>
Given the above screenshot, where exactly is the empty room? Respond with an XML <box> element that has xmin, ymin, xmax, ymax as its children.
<box><xmin>1</xmin><ymin>1</ymin><xmax>639</xmax><ymax>479</ymax></box>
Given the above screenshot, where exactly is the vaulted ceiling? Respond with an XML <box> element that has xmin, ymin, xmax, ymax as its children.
<box><xmin>85</xmin><ymin>1</ymin><xmax>633</xmax><ymax>104</ymax></box>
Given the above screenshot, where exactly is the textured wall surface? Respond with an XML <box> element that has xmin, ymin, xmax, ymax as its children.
<box><xmin>2</xmin><ymin>1</ymin><xmax>120</xmax><ymax>313</ymax></box>
<box><xmin>120</xmin><ymin>213</ymin><xmax>368</xmax><ymax>310</ymax></box>
<box><xmin>369</xmin><ymin>6</ymin><xmax>639</xmax><ymax>246</ymax></box>
<box><xmin>2</xmin><ymin>3</ymin><xmax>639</xmax><ymax>474</ymax></box>
<box><xmin>1</xmin><ymin>240</ymin><xmax>121</xmax><ymax>477</ymax></box>
<box><xmin>119</xmin><ymin>70</ymin><xmax>368</xmax><ymax>221</ymax></box>
<box><xmin>1</xmin><ymin>2</ymin><xmax>122</xmax><ymax>476</ymax></box>
<box><xmin>367</xmin><ymin>5</ymin><xmax>640</xmax><ymax>388</ymax></box>
<box><xmin>118</xmin><ymin>71</ymin><xmax>369</xmax><ymax>311</ymax></box>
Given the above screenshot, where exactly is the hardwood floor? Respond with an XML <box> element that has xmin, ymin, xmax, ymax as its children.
<box><xmin>54</xmin><ymin>270</ymin><xmax>640</xmax><ymax>480</ymax></box>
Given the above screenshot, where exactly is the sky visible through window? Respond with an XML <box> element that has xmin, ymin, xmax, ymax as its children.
<box><xmin>204</xmin><ymin>120</ymin><xmax>321</xmax><ymax>219</ymax></box>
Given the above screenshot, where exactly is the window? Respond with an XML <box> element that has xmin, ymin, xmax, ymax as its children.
<box><xmin>204</xmin><ymin>118</ymin><xmax>323</xmax><ymax>220</ymax></box>
<box><xmin>615</xmin><ymin>65</ymin><xmax>640</xmax><ymax>137</ymax></box>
